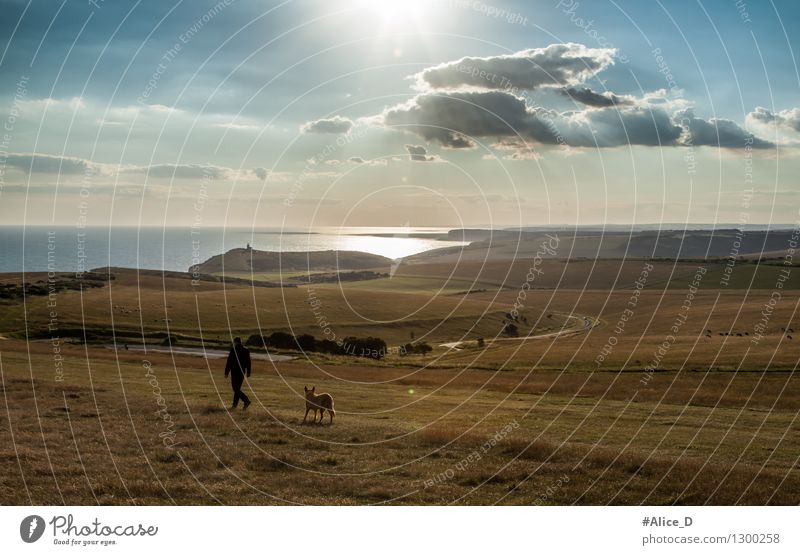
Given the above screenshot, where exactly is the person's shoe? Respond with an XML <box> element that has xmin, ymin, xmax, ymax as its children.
<box><xmin>242</xmin><ymin>400</ymin><xmax>251</xmax><ymax>410</ymax></box>
<box><xmin>229</xmin><ymin>405</ymin><xmax>238</xmax><ymax>411</ymax></box>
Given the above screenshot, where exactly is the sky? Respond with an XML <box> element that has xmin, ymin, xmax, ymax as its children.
<box><xmin>0</xmin><ymin>0</ymin><xmax>798</xmax><ymax>228</ymax></box>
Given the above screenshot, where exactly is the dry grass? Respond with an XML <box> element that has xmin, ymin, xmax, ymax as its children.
<box><xmin>0</xmin><ymin>339</ymin><xmax>798</xmax><ymax>505</ymax></box>
<box><xmin>1</xmin><ymin>263</ymin><xmax>798</xmax><ymax>505</ymax></box>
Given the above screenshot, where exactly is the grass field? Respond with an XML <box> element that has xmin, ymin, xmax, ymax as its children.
<box><xmin>1</xmin><ymin>260</ymin><xmax>798</xmax><ymax>505</ymax></box>
<box><xmin>1</xmin><ymin>339</ymin><xmax>798</xmax><ymax>505</ymax></box>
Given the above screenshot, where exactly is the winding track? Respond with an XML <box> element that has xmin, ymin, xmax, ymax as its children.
<box><xmin>438</xmin><ymin>313</ymin><xmax>599</xmax><ymax>351</ymax></box>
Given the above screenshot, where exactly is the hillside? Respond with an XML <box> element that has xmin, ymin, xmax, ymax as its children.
<box><xmin>192</xmin><ymin>247</ymin><xmax>393</xmax><ymax>274</ymax></box>
<box><xmin>403</xmin><ymin>229</ymin><xmax>796</xmax><ymax>264</ymax></box>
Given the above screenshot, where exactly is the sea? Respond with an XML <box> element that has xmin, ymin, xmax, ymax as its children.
<box><xmin>0</xmin><ymin>226</ymin><xmax>468</xmax><ymax>273</ymax></box>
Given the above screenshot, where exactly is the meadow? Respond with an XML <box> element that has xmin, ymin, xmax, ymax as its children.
<box><xmin>0</xmin><ymin>259</ymin><xmax>798</xmax><ymax>505</ymax></box>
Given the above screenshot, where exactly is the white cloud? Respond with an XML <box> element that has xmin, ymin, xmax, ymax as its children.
<box><xmin>747</xmin><ymin>106</ymin><xmax>800</xmax><ymax>132</ymax></box>
<box><xmin>300</xmin><ymin>115</ymin><xmax>354</xmax><ymax>134</ymax></box>
<box><xmin>416</xmin><ymin>43</ymin><xmax>616</xmax><ymax>92</ymax></box>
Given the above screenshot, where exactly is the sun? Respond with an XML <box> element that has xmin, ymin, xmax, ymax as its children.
<box><xmin>352</xmin><ymin>0</ymin><xmax>433</xmax><ymax>31</ymax></box>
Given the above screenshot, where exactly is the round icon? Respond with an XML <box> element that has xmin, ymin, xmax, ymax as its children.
<box><xmin>20</xmin><ymin>515</ymin><xmax>45</xmax><ymax>543</ymax></box>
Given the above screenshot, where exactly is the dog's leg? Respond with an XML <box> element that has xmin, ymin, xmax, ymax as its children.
<box><xmin>328</xmin><ymin>410</ymin><xmax>333</xmax><ymax>425</ymax></box>
<box><xmin>303</xmin><ymin>407</ymin><xmax>310</xmax><ymax>424</ymax></box>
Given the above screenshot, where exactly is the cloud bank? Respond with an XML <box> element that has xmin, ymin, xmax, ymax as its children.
<box><xmin>373</xmin><ymin>43</ymin><xmax>776</xmax><ymax>154</ymax></box>
<box><xmin>382</xmin><ymin>90</ymin><xmax>688</xmax><ymax>149</ymax></box>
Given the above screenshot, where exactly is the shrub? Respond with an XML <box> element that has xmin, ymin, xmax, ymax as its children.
<box><xmin>295</xmin><ymin>334</ymin><xmax>316</xmax><ymax>351</ymax></box>
<box><xmin>341</xmin><ymin>336</ymin><xmax>388</xmax><ymax>359</ymax></box>
<box><xmin>402</xmin><ymin>341</ymin><xmax>433</xmax><ymax>356</ymax></box>
<box><xmin>245</xmin><ymin>334</ymin><xmax>265</xmax><ymax>347</ymax></box>
<box><xmin>267</xmin><ymin>331</ymin><xmax>296</xmax><ymax>349</ymax></box>
<box><xmin>243</xmin><ymin>332</ymin><xmax>390</xmax><ymax>360</ymax></box>
<box><xmin>316</xmin><ymin>339</ymin><xmax>341</xmax><ymax>354</ymax></box>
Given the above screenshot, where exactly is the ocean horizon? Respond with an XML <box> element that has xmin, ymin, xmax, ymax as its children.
<box><xmin>2</xmin><ymin>223</ymin><xmax>795</xmax><ymax>274</ymax></box>
<box><xmin>0</xmin><ymin>226</ymin><xmax>468</xmax><ymax>274</ymax></box>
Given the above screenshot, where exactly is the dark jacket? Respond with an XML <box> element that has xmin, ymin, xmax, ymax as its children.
<box><xmin>225</xmin><ymin>344</ymin><xmax>251</xmax><ymax>377</ymax></box>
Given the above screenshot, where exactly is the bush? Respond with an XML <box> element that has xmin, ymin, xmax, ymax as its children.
<box><xmin>503</xmin><ymin>323</ymin><xmax>519</xmax><ymax>337</ymax></box>
<box><xmin>267</xmin><ymin>331</ymin><xmax>296</xmax><ymax>349</ymax></box>
<box><xmin>243</xmin><ymin>331</ymin><xmax>389</xmax><ymax>360</ymax></box>
<box><xmin>295</xmin><ymin>334</ymin><xmax>316</xmax><ymax>351</ymax></box>
<box><xmin>341</xmin><ymin>336</ymin><xmax>388</xmax><ymax>359</ymax></box>
<box><xmin>316</xmin><ymin>339</ymin><xmax>341</xmax><ymax>354</ymax></box>
<box><xmin>402</xmin><ymin>341</ymin><xmax>433</xmax><ymax>356</ymax></box>
<box><xmin>245</xmin><ymin>334</ymin><xmax>265</xmax><ymax>347</ymax></box>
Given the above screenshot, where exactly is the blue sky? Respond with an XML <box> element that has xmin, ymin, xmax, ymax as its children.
<box><xmin>1</xmin><ymin>0</ymin><xmax>798</xmax><ymax>227</ymax></box>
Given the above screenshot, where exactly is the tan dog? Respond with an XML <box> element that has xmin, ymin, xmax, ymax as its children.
<box><xmin>303</xmin><ymin>386</ymin><xmax>335</xmax><ymax>424</ymax></box>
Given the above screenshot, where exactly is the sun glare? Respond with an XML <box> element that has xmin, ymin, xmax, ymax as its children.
<box><xmin>353</xmin><ymin>0</ymin><xmax>433</xmax><ymax>30</ymax></box>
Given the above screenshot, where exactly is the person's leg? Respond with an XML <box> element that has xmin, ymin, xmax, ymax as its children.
<box><xmin>231</xmin><ymin>373</ymin><xmax>242</xmax><ymax>407</ymax></box>
<box><xmin>239</xmin><ymin>373</ymin><xmax>251</xmax><ymax>408</ymax></box>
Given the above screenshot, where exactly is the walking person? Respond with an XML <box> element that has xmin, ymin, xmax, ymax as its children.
<box><xmin>225</xmin><ymin>336</ymin><xmax>251</xmax><ymax>410</ymax></box>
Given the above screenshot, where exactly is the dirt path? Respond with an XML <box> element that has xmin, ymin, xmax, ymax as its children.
<box><xmin>439</xmin><ymin>313</ymin><xmax>598</xmax><ymax>351</ymax></box>
<box><xmin>105</xmin><ymin>344</ymin><xmax>294</xmax><ymax>362</ymax></box>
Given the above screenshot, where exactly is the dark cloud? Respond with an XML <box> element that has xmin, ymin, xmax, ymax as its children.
<box><xmin>404</xmin><ymin>145</ymin><xmax>435</xmax><ymax>161</ymax></box>
<box><xmin>677</xmin><ymin>109</ymin><xmax>773</xmax><ymax>149</ymax></box>
<box><xmin>383</xmin><ymin>91</ymin><xmax>555</xmax><ymax>148</ymax></box>
<box><xmin>559</xmin><ymin>87</ymin><xmax>634</xmax><ymax>108</ymax></box>
<box><xmin>348</xmin><ymin>157</ymin><xmax>365</xmax><ymax>164</ymax></box>
<box><xmin>375</xmin><ymin>46</ymin><xmax>776</xmax><ymax>154</ymax></box>
<box><xmin>581</xmin><ymin>106</ymin><xmax>683</xmax><ymax>147</ymax></box>
<box><xmin>382</xmin><ymin>91</ymin><xmax>683</xmax><ymax>149</ymax></box>
<box><xmin>300</xmin><ymin>115</ymin><xmax>354</xmax><ymax>134</ymax></box>
<box><xmin>5</xmin><ymin>153</ymin><xmax>97</xmax><ymax>174</ymax></box>
<box><xmin>747</xmin><ymin>106</ymin><xmax>800</xmax><ymax>132</ymax></box>
<box><xmin>252</xmin><ymin>167</ymin><xmax>269</xmax><ymax>180</ymax></box>
<box><xmin>417</xmin><ymin>43</ymin><xmax>615</xmax><ymax>92</ymax></box>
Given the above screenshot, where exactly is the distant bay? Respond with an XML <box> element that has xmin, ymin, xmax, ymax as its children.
<box><xmin>0</xmin><ymin>226</ymin><xmax>468</xmax><ymax>273</ymax></box>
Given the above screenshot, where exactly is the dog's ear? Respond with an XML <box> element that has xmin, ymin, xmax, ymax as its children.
<box><xmin>304</xmin><ymin>386</ymin><xmax>308</xmax><ymax>392</ymax></box>
<box><xmin>312</xmin><ymin>386</ymin><xmax>316</xmax><ymax>392</ymax></box>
